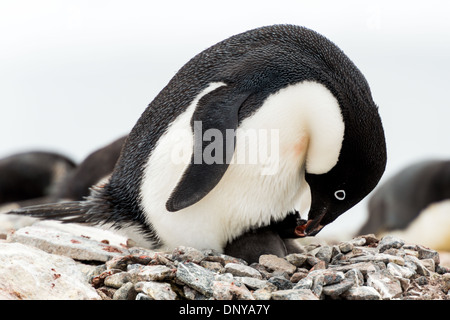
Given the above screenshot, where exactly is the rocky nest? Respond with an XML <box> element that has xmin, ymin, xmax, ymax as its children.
<box><xmin>91</xmin><ymin>234</ymin><xmax>450</xmax><ymax>300</ymax></box>
<box><xmin>1</xmin><ymin>222</ymin><xmax>449</xmax><ymax>300</ymax></box>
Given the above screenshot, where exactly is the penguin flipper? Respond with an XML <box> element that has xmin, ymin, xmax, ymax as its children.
<box><xmin>166</xmin><ymin>86</ymin><xmax>252</xmax><ymax>212</ymax></box>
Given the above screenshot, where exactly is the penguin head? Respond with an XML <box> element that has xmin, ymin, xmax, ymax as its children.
<box><xmin>299</xmin><ymin>87</ymin><xmax>387</xmax><ymax>237</ymax></box>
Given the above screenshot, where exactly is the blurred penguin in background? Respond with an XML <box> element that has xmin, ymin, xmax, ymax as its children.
<box><xmin>54</xmin><ymin>136</ymin><xmax>126</xmax><ymax>202</ymax></box>
<box><xmin>0</xmin><ymin>136</ymin><xmax>126</xmax><ymax>208</ymax></box>
<box><xmin>359</xmin><ymin>159</ymin><xmax>450</xmax><ymax>251</ymax></box>
<box><xmin>0</xmin><ymin>151</ymin><xmax>76</xmax><ymax>206</ymax></box>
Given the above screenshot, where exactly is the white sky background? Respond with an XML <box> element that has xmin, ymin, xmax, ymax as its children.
<box><xmin>1</xmin><ymin>0</ymin><xmax>450</xmax><ymax>239</ymax></box>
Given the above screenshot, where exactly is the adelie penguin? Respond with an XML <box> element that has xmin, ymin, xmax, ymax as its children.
<box><xmin>359</xmin><ymin>159</ymin><xmax>450</xmax><ymax>251</ymax></box>
<box><xmin>8</xmin><ymin>25</ymin><xmax>387</xmax><ymax>262</ymax></box>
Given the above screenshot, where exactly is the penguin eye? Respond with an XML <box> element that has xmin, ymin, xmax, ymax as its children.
<box><xmin>334</xmin><ymin>190</ymin><xmax>346</xmax><ymax>200</ymax></box>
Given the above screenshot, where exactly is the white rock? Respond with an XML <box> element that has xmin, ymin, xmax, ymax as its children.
<box><xmin>0</xmin><ymin>204</ymin><xmax>36</xmax><ymax>235</ymax></box>
<box><xmin>386</xmin><ymin>262</ymin><xmax>415</xmax><ymax>279</ymax></box>
<box><xmin>0</xmin><ymin>242</ymin><xmax>100</xmax><ymax>300</ymax></box>
<box><xmin>224</xmin><ymin>262</ymin><xmax>263</xmax><ymax>279</ymax></box>
<box><xmin>33</xmin><ymin>220</ymin><xmax>129</xmax><ymax>248</ymax></box>
<box><xmin>135</xmin><ymin>281</ymin><xmax>177</xmax><ymax>300</ymax></box>
<box><xmin>7</xmin><ymin>225</ymin><xmax>128</xmax><ymax>262</ymax></box>
<box><xmin>343</xmin><ymin>286</ymin><xmax>381</xmax><ymax>300</ymax></box>
<box><xmin>367</xmin><ymin>271</ymin><xmax>403</xmax><ymax>300</ymax></box>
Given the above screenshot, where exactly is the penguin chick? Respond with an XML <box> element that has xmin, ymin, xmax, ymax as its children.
<box><xmin>224</xmin><ymin>211</ymin><xmax>305</xmax><ymax>263</ymax></box>
<box><xmin>8</xmin><ymin>25</ymin><xmax>387</xmax><ymax>253</ymax></box>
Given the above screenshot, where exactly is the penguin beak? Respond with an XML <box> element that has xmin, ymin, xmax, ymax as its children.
<box><xmin>294</xmin><ymin>209</ymin><xmax>326</xmax><ymax>237</ymax></box>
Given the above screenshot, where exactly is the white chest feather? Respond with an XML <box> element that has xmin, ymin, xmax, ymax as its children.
<box><xmin>140</xmin><ymin>81</ymin><xmax>344</xmax><ymax>251</ymax></box>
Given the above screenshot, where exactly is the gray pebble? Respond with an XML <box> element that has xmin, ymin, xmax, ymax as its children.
<box><xmin>224</xmin><ymin>262</ymin><xmax>262</xmax><ymax>279</ymax></box>
<box><xmin>175</xmin><ymin>262</ymin><xmax>215</xmax><ymax>297</ymax></box>
<box><xmin>259</xmin><ymin>254</ymin><xmax>296</xmax><ymax>274</ymax></box>
<box><xmin>285</xmin><ymin>253</ymin><xmax>308</xmax><ymax>267</ymax></box>
<box><xmin>135</xmin><ymin>281</ymin><xmax>177</xmax><ymax>300</ymax></box>
<box><xmin>104</xmin><ymin>272</ymin><xmax>132</xmax><ymax>288</ymax></box>
<box><xmin>378</xmin><ymin>235</ymin><xmax>405</xmax><ymax>253</ymax></box>
<box><xmin>113</xmin><ymin>282</ymin><xmax>137</xmax><ymax>300</ymax></box>
<box><xmin>322</xmin><ymin>279</ymin><xmax>354</xmax><ymax>298</ymax></box>
<box><xmin>315</xmin><ymin>246</ymin><xmax>333</xmax><ymax>263</ymax></box>
<box><xmin>271</xmin><ymin>289</ymin><xmax>319</xmax><ymax>300</ymax></box>
<box><xmin>268</xmin><ymin>276</ymin><xmax>293</xmax><ymax>290</ymax></box>
<box><xmin>343</xmin><ymin>286</ymin><xmax>382</xmax><ymax>300</ymax></box>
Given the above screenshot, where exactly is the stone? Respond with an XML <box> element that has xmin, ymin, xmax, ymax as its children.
<box><xmin>212</xmin><ymin>281</ymin><xmax>255</xmax><ymax>300</ymax></box>
<box><xmin>203</xmin><ymin>249</ymin><xmax>248</xmax><ymax>265</ymax></box>
<box><xmin>322</xmin><ymin>279</ymin><xmax>354</xmax><ymax>298</ymax></box>
<box><xmin>359</xmin><ymin>234</ymin><xmax>380</xmax><ymax>246</ymax></box>
<box><xmin>200</xmin><ymin>261</ymin><xmax>223</xmax><ymax>273</ymax></box>
<box><xmin>290</xmin><ymin>270</ymin><xmax>309</xmax><ymax>283</ymax></box>
<box><xmin>135</xmin><ymin>293</ymin><xmax>152</xmax><ymax>300</ymax></box>
<box><xmin>293</xmin><ymin>277</ymin><xmax>313</xmax><ymax>290</ymax></box>
<box><xmin>183</xmin><ymin>286</ymin><xmax>207</xmax><ymax>300</ymax></box>
<box><xmin>224</xmin><ymin>262</ymin><xmax>262</xmax><ymax>279</ymax></box>
<box><xmin>338</xmin><ymin>241</ymin><xmax>353</xmax><ymax>253</ymax></box>
<box><xmin>442</xmin><ymin>274</ymin><xmax>450</xmax><ymax>293</ymax></box>
<box><xmin>249</xmin><ymin>263</ymin><xmax>272</xmax><ymax>279</ymax></box>
<box><xmin>96</xmin><ymin>286</ymin><xmax>116</xmax><ymax>299</ymax></box>
<box><xmin>367</xmin><ymin>271</ymin><xmax>403</xmax><ymax>299</ymax></box>
<box><xmin>271</xmin><ymin>289</ymin><xmax>319</xmax><ymax>300</ymax></box>
<box><xmin>404</xmin><ymin>249</ymin><xmax>420</xmax><ymax>258</ymax></box>
<box><xmin>104</xmin><ymin>272</ymin><xmax>132</xmax><ymax>288</ymax></box>
<box><xmin>310</xmin><ymin>260</ymin><xmax>327</xmax><ymax>271</ymax></box>
<box><xmin>235</xmin><ymin>276</ymin><xmax>268</xmax><ymax>290</ymax></box>
<box><xmin>175</xmin><ymin>262</ymin><xmax>215</xmax><ymax>297</ymax></box>
<box><xmin>106</xmin><ymin>254</ymin><xmax>154</xmax><ymax>271</ymax></box>
<box><xmin>343</xmin><ymin>286</ymin><xmax>382</xmax><ymax>300</ymax></box>
<box><xmin>285</xmin><ymin>253</ymin><xmax>308</xmax><ymax>267</ymax></box>
<box><xmin>135</xmin><ymin>281</ymin><xmax>177</xmax><ymax>300</ymax></box>
<box><xmin>420</xmin><ymin>259</ymin><xmax>435</xmax><ymax>272</ymax></box>
<box><xmin>344</xmin><ymin>268</ymin><xmax>364</xmax><ymax>286</ymax></box>
<box><xmin>330</xmin><ymin>253</ymin><xmax>346</xmax><ymax>264</ymax></box>
<box><xmin>268</xmin><ymin>276</ymin><xmax>293</xmax><ymax>290</ymax></box>
<box><xmin>347</xmin><ymin>252</ymin><xmax>405</xmax><ymax>265</ymax></box>
<box><xmin>331</xmin><ymin>245</ymin><xmax>341</xmax><ymax>258</ymax></box>
<box><xmin>134</xmin><ymin>265</ymin><xmax>176</xmax><ymax>282</ymax></box>
<box><xmin>8</xmin><ymin>226</ymin><xmax>127</xmax><ymax>262</ymax></box>
<box><xmin>378</xmin><ymin>235</ymin><xmax>405</xmax><ymax>253</ymax></box>
<box><xmin>386</xmin><ymin>262</ymin><xmax>415</xmax><ymax>279</ymax></box>
<box><xmin>112</xmin><ymin>282</ymin><xmax>137</xmax><ymax>300</ymax></box>
<box><xmin>309</xmin><ymin>269</ymin><xmax>345</xmax><ymax>285</ymax></box>
<box><xmin>416</xmin><ymin>245</ymin><xmax>440</xmax><ymax>265</ymax></box>
<box><xmin>329</xmin><ymin>262</ymin><xmax>380</xmax><ymax>276</ymax></box>
<box><xmin>405</xmin><ymin>256</ymin><xmax>431</xmax><ymax>276</ymax></box>
<box><xmin>416</xmin><ymin>276</ymin><xmax>428</xmax><ymax>286</ymax></box>
<box><xmin>91</xmin><ymin>269</ymin><xmax>123</xmax><ymax>288</ymax></box>
<box><xmin>172</xmin><ymin>246</ymin><xmax>206</xmax><ymax>264</ymax></box>
<box><xmin>252</xmin><ymin>288</ymin><xmax>273</xmax><ymax>300</ymax></box>
<box><xmin>310</xmin><ymin>273</ymin><xmax>324</xmax><ymax>297</ymax></box>
<box><xmin>0</xmin><ymin>242</ymin><xmax>100</xmax><ymax>300</ymax></box>
<box><xmin>306</xmin><ymin>255</ymin><xmax>322</xmax><ymax>268</ymax></box>
<box><xmin>436</xmin><ymin>265</ymin><xmax>450</xmax><ymax>275</ymax></box>
<box><xmin>259</xmin><ymin>254</ymin><xmax>296</xmax><ymax>274</ymax></box>
<box><xmin>252</xmin><ymin>283</ymin><xmax>277</xmax><ymax>300</ymax></box>
<box><xmin>349</xmin><ymin>237</ymin><xmax>367</xmax><ymax>246</ymax></box>
<box><xmin>315</xmin><ymin>245</ymin><xmax>333</xmax><ymax>263</ymax></box>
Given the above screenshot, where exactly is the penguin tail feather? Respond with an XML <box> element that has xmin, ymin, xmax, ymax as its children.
<box><xmin>6</xmin><ymin>201</ymin><xmax>97</xmax><ymax>225</ymax></box>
